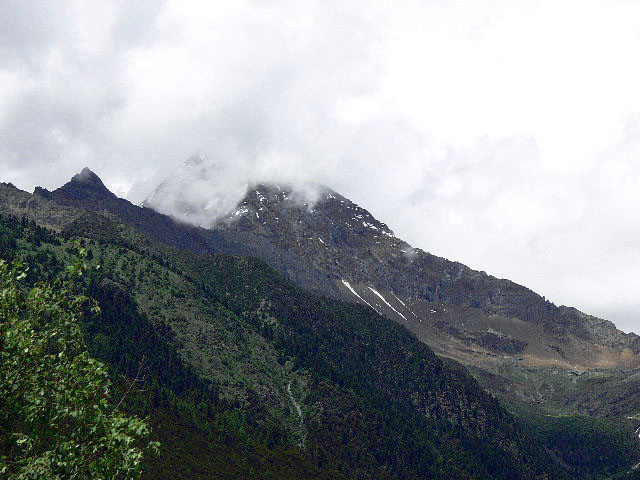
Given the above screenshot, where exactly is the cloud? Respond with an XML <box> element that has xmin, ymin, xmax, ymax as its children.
<box><xmin>0</xmin><ymin>1</ymin><xmax>128</xmax><ymax>185</ymax></box>
<box><xmin>376</xmin><ymin>127</ymin><xmax>640</xmax><ymax>332</ymax></box>
<box><xmin>0</xmin><ymin>1</ymin><xmax>70</xmax><ymax>70</ymax></box>
<box><xmin>2</xmin><ymin>1</ymin><xmax>640</xmax><ymax>332</ymax></box>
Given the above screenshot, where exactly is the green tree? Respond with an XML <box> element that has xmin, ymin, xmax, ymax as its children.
<box><xmin>0</xmin><ymin>249</ymin><xmax>157</xmax><ymax>479</ymax></box>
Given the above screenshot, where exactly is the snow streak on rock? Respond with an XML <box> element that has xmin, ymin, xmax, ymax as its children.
<box><xmin>341</xmin><ymin>279</ymin><xmax>381</xmax><ymax>315</ymax></box>
<box><xmin>368</xmin><ymin>287</ymin><xmax>408</xmax><ymax>321</ymax></box>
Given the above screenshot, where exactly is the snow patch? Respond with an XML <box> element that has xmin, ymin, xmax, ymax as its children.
<box><xmin>341</xmin><ymin>279</ymin><xmax>381</xmax><ymax>315</ymax></box>
<box><xmin>232</xmin><ymin>206</ymin><xmax>250</xmax><ymax>217</ymax></box>
<box><xmin>389</xmin><ymin>291</ymin><xmax>420</xmax><ymax>319</ymax></box>
<box><xmin>367</xmin><ymin>287</ymin><xmax>408</xmax><ymax>321</ymax></box>
<box><xmin>362</xmin><ymin>221</ymin><xmax>379</xmax><ymax>230</ymax></box>
<box><xmin>390</xmin><ymin>292</ymin><xmax>406</xmax><ymax>307</ymax></box>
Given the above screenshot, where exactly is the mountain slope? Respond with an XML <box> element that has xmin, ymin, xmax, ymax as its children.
<box><xmin>29</xmin><ymin>167</ymin><xmax>640</xmax><ymax>413</ymax></box>
<box><xmin>138</xmin><ymin>164</ymin><xmax>640</xmax><ymax>422</ymax></box>
<box><xmin>163</xmin><ymin>180</ymin><xmax>639</xmax><ymax>372</ymax></box>
<box><xmin>34</xmin><ymin>169</ymin><xmax>343</xmax><ymax>299</ymax></box>
<box><xmin>8</xmin><ymin>167</ymin><xmax>638</xmax><ymax>476</ymax></box>
<box><xmin>0</xmin><ymin>189</ymin><xmax>575</xmax><ymax>479</ymax></box>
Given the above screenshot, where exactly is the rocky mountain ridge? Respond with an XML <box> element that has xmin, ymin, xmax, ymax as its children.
<box><xmin>0</xmin><ymin>174</ymin><xmax>580</xmax><ymax>479</ymax></box>
<box><xmin>192</xmin><ymin>181</ymin><xmax>640</xmax><ymax>371</ymax></box>
<box><xmin>23</xmin><ymin>167</ymin><xmax>640</xmax><ymax>414</ymax></box>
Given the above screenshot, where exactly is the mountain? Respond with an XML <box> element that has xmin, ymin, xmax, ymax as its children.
<box><xmin>0</xmin><ymin>177</ymin><xmax>585</xmax><ymax>479</ymax></box>
<box><xmin>34</xmin><ymin>168</ymin><xmax>344</xmax><ymax>298</ymax></box>
<box><xmin>140</xmin><ymin>166</ymin><xmax>640</xmax><ymax>415</ymax></box>
<box><xmin>219</xmin><ymin>183</ymin><xmax>638</xmax><ymax>360</ymax></box>
<box><xmin>30</xmin><ymin>166</ymin><xmax>640</xmax><ymax>414</ymax></box>
<box><xmin>3</xmin><ymin>166</ymin><xmax>636</xmax><ymax>476</ymax></box>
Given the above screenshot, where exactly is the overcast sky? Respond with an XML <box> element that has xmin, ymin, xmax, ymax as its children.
<box><xmin>2</xmin><ymin>0</ymin><xmax>640</xmax><ymax>333</ymax></box>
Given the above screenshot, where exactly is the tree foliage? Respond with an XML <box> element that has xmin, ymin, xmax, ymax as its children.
<box><xmin>0</xmin><ymin>249</ymin><xmax>157</xmax><ymax>479</ymax></box>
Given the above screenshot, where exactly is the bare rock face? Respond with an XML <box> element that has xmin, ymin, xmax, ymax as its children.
<box><xmin>199</xmin><ymin>183</ymin><xmax>639</xmax><ymax>367</ymax></box>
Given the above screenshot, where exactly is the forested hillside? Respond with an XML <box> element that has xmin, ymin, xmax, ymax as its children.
<box><xmin>0</xmin><ymin>212</ymin><xmax>557</xmax><ymax>479</ymax></box>
<box><xmin>1</xmin><ymin>200</ymin><xmax>639</xmax><ymax>478</ymax></box>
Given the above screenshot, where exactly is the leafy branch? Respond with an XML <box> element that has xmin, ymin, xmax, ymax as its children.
<box><xmin>0</xmin><ymin>245</ymin><xmax>158</xmax><ymax>479</ymax></box>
